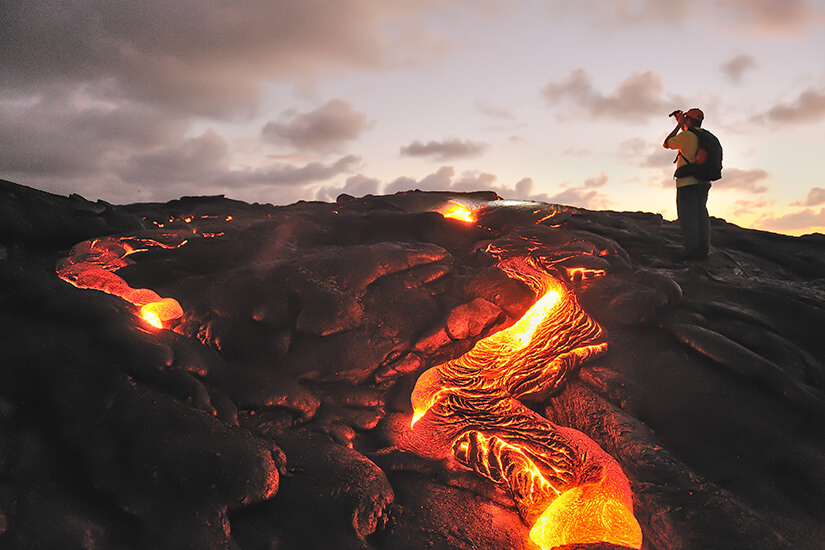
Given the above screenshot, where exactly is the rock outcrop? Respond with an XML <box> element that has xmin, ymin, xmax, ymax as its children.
<box><xmin>2</xmin><ymin>178</ymin><xmax>825</xmax><ymax>549</ymax></box>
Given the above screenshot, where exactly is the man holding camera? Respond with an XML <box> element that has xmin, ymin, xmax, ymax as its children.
<box><xmin>663</xmin><ymin>108</ymin><xmax>711</xmax><ymax>261</ymax></box>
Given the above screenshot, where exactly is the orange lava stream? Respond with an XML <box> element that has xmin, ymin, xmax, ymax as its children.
<box><xmin>56</xmin><ymin>236</ymin><xmax>186</xmax><ymax>329</ymax></box>
<box><xmin>403</xmin><ymin>227</ymin><xmax>642</xmax><ymax>548</ymax></box>
<box><xmin>441</xmin><ymin>200</ymin><xmax>476</xmax><ymax>223</ymax></box>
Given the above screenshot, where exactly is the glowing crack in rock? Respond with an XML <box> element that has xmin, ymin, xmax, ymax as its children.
<box><xmin>56</xmin><ymin>235</ymin><xmax>187</xmax><ymax>329</ymax></box>
<box><xmin>403</xmin><ymin>206</ymin><xmax>643</xmax><ymax>549</ymax></box>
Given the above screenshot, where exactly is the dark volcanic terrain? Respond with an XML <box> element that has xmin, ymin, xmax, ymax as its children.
<box><xmin>2</xmin><ymin>178</ymin><xmax>825</xmax><ymax>550</ymax></box>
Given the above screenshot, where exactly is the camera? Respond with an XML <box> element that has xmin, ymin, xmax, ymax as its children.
<box><xmin>668</xmin><ymin>110</ymin><xmax>683</xmax><ymax>118</ymax></box>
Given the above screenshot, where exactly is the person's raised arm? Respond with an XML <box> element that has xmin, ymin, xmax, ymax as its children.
<box><xmin>663</xmin><ymin>113</ymin><xmax>685</xmax><ymax>149</ymax></box>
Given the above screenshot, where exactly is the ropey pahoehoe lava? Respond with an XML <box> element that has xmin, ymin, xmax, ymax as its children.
<box><xmin>403</xmin><ymin>203</ymin><xmax>642</xmax><ymax>548</ymax></box>
<box><xmin>4</xmin><ymin>180</ymin><xmax>825</xmax><ymax>550</ymax></box>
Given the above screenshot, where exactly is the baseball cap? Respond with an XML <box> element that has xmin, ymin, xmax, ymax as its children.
<box><xmin>685</xmin><ymin>108</ymin><xmax>704</xmax><ymax>122</ymax></box>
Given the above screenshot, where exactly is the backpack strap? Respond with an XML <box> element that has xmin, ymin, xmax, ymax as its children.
<box><xmin>676</xmin><ymin>128</ymin><xmax>701</xmax><ymax>165</ymax></box>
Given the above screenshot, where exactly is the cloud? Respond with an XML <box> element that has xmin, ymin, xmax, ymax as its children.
<box><xmin>218</xmin><ymin>155</ymin><xmax>361</xmax><ymax>188</ymax></box>
<box><xmin>728</xmin><ymin>197</ymin><xmax>777</xmax><ymax>218</ymax></box>
<box><xmin>792</xmin><ymin>187</ymin><xmax>825</xmax><ymax>207</ymax></box>
<box><xmin>545</xmin><ymin>173</ymin><xmax>612</xmax><ymax>210</ymax></box>
<box><xmin>400</xmin><ymin>138</ymin><xmax>488</xmax><ymax>161</ymax></box>
<box><xmin>323</xmin><ymin>165</ymin><xmax>612</xmax><ymax>211</ymax></box>
<box><xmin>0</xmin><ymin>1</ymin><xmax>450</xmax><ymax>117</ymax></box>
<box><xmin>315</xmin><ymin>173</ymin><xmax>381</xmax><ymax>202</ymax></box>
<box><xmin>548</xmin><ymin>0</ymin><xmax>823</xmax><ymax>35</ymax></box>
<box><xmin>716</xmin><ymin>168</ymin><xmax>770</xmax><ymax>193</ymax></box>
<box><xmin>261</xmin><ymin>99</ymin><xmax>373</xmax><ymax>153</ymax></box>
<box><xmin>475</xmin><ymin>99</ymin><xmax>514</xmax><ymax>120</ymax></box>
<box><xmin>505</xmin><ymin>174</ymin><xmax>612</xmax><ymax>209</ymax></box>
<box><xmin>450</xmin><ymin>171</ymin><xmax>500</xmax><ymax>192</ymax></box>
<box><xmin>119</xmin><ymin>130</ymin><xmax>230</xmax><ymax>184</ymax></box>
<box><xmin>381</xmin><ymin>166</ymin><xmax>517</xmax><ymax>200</ymax></box>
<box><xmin>616</xmin><ymin>137</ymin><xmax>677</xmax><ymax>171</ymax></box>
<box><xmin>0</xmin><ymin>1</ymin><xmax>455</xmax><ymax>198</ymax></box>
<box><xmin>563</xmin><ymin>148</ymin><xmax>591</xmax><ymax>157</ymax></box>
<box><xmin>545</xmin><ymin>0</ymin><xmax>690</xmax><ymax>27</ymax></box>
<box><xmin>583</xmin><ymin>173</ymin><xmax>608</xmax><ymax>188</ymax></box>
<box><xmin>757</xmin><ymin>208</ymin><xmax>825</xmax><ymax>233</ymax></box>
<box><xmin>546</xmin><ymin>188</ymin><xmax>612</xmax><ymax>210</ymax></box>
<box><xmin>0</xmin><ymin>92</ymin><xmax>186</xmax><ymax>178</ymax></box>
<box><xmin>720</xmin><ymin>54</ymin><xmax>758</xmax><ymax>83</ymax></box>
<box><xmin>642</xmin><ymin>147</ymin><xmax>678</xmax><ymax>170</ymax></box>
<box><xmin>715</xmin><ymin>0</ymin><xmax>825</xmax><ymax>35</ymax></box>
<box><xmin>384</xmin><ymin>166</ymin><xmax>456</xmax><ymax>194</ymax></box>
<box><xmin>542</xmin><ymin>69</ymin><xmax>680</xmax><ymax>120</ymax></box>
<box><xmin>118</xmin><ymin>130</ymin><xmax>359</xmax><ymax>197</ymax></box>
<box><xmin>755</xmin><ymin>86</ymin><xmax>825</xmax><ymax>125</ymax></box>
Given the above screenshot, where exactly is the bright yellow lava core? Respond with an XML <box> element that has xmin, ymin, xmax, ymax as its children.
<box><xmin>441</xmin><ymin>201</ymin><xmax>475</xmax><ymax>223</ymax></box>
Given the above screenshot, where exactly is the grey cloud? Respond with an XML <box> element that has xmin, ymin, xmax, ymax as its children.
<box><xmin>547</xmin><ymin>0</ymin><xmax>821</xmax><ymax>34</ymax></box>
<box><xmin>450</xmin><ymin>171</ymin><xmax>499</xmax><ymax>193</ymax></box>
<box><xmin>119</xmin><ymin>130</ymin><xmax>230</xmax><ymax>184</ymax></box>
<box><xmin>617</xmin><ymin>138</ymin><xmax>676</xmax><ymax>170</ymax></box>
<box><xmin>542</xmin><ymin>69</ymin><xmax>679</xmax><ymax>120</ymax></box>
<box><xmin>654</xmin><ymin>166</ymin><xmax>770</xmax><ymax>192</ymax></box>
<box><xmin>720</xmin><ymin>54</ymin><xmax>758</xmax><ymax>83</ymax></box>
<box><xmin>475</xmin><ymin>99</ymin><xmax>514</xmax><ymax>120</ymax></box>
<box><xmin>494</xmin><ymin>176</ymin><xmax>608</xmax><ymax>209</ymax></box>
<box><xmin>716</xmin><ymin>0</ymin><xmax>825</xmax><ymax>35</ymax></box>
<box><xmin>543</xmin><ymin>0</ymin><xmax>689</xmax><ymax>28</ymax></box>
<box><xmin>383</xmin><ymin>176</ymin><xmax>421</xmax><ymax>195</ymax></box>
<box><xmin>262</xmin><ymin>99</ymin><xmax>373</xmax><ymax>153</ymax></box>
<box><xmin>0</xmin><ymin>0</ymin><xmax>460</xmax><ymax>196</ymax></box>
<box><xmin>583</xmin><ymin>173</ymin><xmax>608</xmax><ymax>188</ymax></box>
<box><xmin>729</xmin><ymin>197</ymin><xmax>777</xmax><ymax>218</ymax></box>
<box><xmin>0</xmin><ymin>1</ymin><xmax>425</xmax><ymax>117</ymax></box>
<box><xmin>222</xmin><ymin>155</ymin><xmax>361</xmax><ymax>188</ymax></box>
<box><xmin>400</xmin><ymin>138</ymin><xmax>488</xmax><ymax>161</ymax></box>
<box><xmin>542</xmin><ymin>69</ymin><xmax>593</xmax><ymax>103</ymax></box>
<box><xmin>0</xmin><ymin>92</ymin><xmax>186</xmax><ymax>178</ymax></box>
<box><xmin>716</xmin><ymin>168</ymin><xmax>770</xmax><ymax>193</ymax></box>
<box><xmin>547</xmin><ymin>188</ymin><xmax>611</xmax><ymax>210</ymax></box>
<box><xmin>756</xmin><ymin>87</ymin><xmax>825</xmax><ymax>125</ymax></box>
<box><xmin>382</xmin><ymin>166</ymin><xmax>502</xmax><ymax>197</ymax></box>
<box><xmin>792</xmin><ymin>187</ymin><xmax>825</xmax><ymax>207</ymax></box>
<box><xmin>757</xmin><ymin>207</ymin><xmax>825</xmax><ymax>233</ymax></box>
<box><xmin>545</xmin><ymin>173</ymin><xmax>613</xmax><ymax>209</ymax></box>
<box><xmin>118</xmin><ymin>129</ymin><xmax>359</xmax><ymax>196</ymax></box>
<box><xmin>646</xmin><ymin>149</ymin><xmax>679</xmax><ymax>170</ymax></box>
<box><xmin>343</xmin><ymin>166</ymin><xmax>612</xmax><ymax>211</ymax></box>
<box><xmin>315</xmin><ymin>173</ymin><xmax>381</xmax><ymax>203</ymax></box>
<box><xmin>384</xmin><ymin>166</ymin><xmax>456</xmax><ymax>194</ymax></box>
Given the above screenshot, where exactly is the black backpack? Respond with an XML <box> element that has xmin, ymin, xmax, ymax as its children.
<box><xmin>674</xmin><ymin>127</ymin><xmax>723</xmax><ymax>181</ymax></box>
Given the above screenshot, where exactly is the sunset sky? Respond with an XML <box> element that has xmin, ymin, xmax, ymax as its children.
<box><xmin>2</xmin><ymin>1</ymin><xmax>825</xmax><ymax>235</ymax></box>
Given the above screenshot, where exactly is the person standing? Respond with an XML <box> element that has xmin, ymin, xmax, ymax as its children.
<box><xmin>663</xmin><ymin>108</ymin><xmax>712</xmax><ymax>260</ymax></box>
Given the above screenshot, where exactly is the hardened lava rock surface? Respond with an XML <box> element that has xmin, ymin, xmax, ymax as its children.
<box><xmin>2</xmin><ymin>178</ymin><xmax>825</xmax><ymax>549</ymax></box>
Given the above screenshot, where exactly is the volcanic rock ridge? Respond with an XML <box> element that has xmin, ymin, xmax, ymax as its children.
<box><xmin>2</xmin><ymin>178</ymin><xmax>825</xmax><ymax>550</ymax></box>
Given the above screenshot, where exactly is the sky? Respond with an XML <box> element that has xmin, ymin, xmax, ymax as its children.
<box><xmin>2</xmin><ymin>0</ymin><xmax>825</xmax><ymax>236</ymax></box>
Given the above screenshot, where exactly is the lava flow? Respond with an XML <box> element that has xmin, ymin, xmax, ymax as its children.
<box><xmin>441</xmin><ymin>200</ymin><xmax>476</xmax><ymax>223</ymax></box>
<box><xmin>403</xmin><ymin>205</ymin><xmax>643</xmax><ymax>549</ymax></box>
<box><xmin>56</xmin><ymin>235</ymin><xmax>186</xmax><ymax>329</ymax></box>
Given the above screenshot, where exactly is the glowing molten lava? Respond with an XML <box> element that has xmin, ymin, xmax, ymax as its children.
<box><xmin>139</xmin><ymin>298</ymin><xmax>185</xmax><ymax>329</ymax></box>
<box><xmin>402</xmin><ymin>251</ymin><xmax>642</xmax><ymax>549</ymax></box>
<box><xmin>56</xmin><ymin>236</ymin><xmax>186</xmax><ymax>329</ymax></box>
<box><xmin>441</xmin><ymin>200</ymin><xmax>475</xmax><ymax>223</ymax></box>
